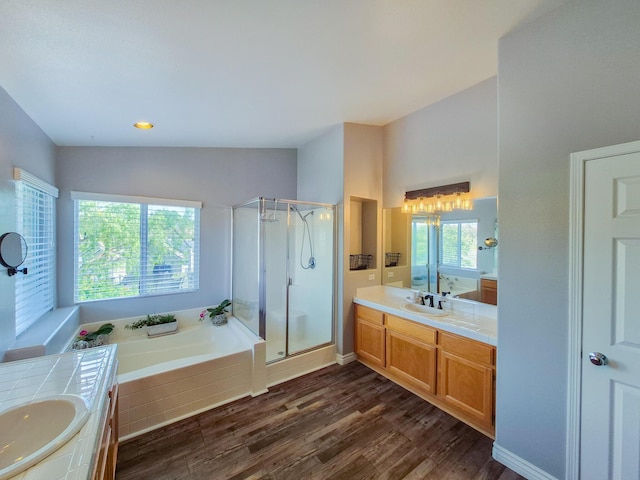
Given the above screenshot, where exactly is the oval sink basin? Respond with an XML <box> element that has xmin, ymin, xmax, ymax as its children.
<box><xmin>401</xmin><ymin>302</ymin><xmax>448</xmax><ymax>317</ymax></box>
<box><xmin>0</xmin><ymin>394</ymin><xmax>90</xmax><ymax>479</ymax></box>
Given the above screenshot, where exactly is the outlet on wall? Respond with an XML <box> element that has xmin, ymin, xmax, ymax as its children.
<box><xmin>368</xmin><ymin>273</ymin><xmax>375</xmax><ymax>280</ymax></box>
<box><xmin>387</xmin><ymin>271</ymin><xmax>394</xmax><ymax>278</ymax></box>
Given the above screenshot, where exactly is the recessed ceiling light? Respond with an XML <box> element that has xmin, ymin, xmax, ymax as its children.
<box><xmin>133</xmin><ymin>121</ymin><xmax>154</xmax><ymax>129</ymax></box>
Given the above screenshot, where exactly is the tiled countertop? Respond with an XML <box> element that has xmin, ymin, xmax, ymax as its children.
<box><xmin>354</xmin><ymin>285</ymin><xmax>497</xmax><ymax>346</ymax></box>
<box><xmin>0</xmin><ymin>346</ymin><xmax>118</xmax><ymax>480</ymax></box>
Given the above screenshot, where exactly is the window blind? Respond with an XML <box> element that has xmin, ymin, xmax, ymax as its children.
<box><xmin>440</xmin><ymin>220</ymin><xmax>478</xmax><ymax>269</ymax></box>
<box><xmin>14</xmin><ymin>170</ymin><xmax>58</xmax><ymax>335</ymax></box>
<box><xmin>72</xmin><ymin>193</ymin><xmax>201</xmax><ymax>302</ymax></box>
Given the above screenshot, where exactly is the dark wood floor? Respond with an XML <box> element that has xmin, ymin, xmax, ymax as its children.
<box><xmin>116</xmin><ymin>361</ymin><xmax>525</xmax><ymax>480</ymax></box>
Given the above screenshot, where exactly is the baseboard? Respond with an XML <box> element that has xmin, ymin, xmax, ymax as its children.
<box><xmin>336</xmin><ymin>352</ymin><xmax>357</xmax><ymax>365</ymax></box>
<box><xmin>492</xmin><ymin>443</ymin><xmax>559</xmax><ymax>480</ymax></box>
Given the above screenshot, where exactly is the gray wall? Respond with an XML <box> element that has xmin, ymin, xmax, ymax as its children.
<box><xmin>496</xmin><ymin>0</ymin><xmax>640</xmax><ymax>477</ymax></box>
<box><xmin>297</xmin><ymin>124</ymin><xmax>344</xmax><ymax>205</ymax></box>
<box><xmin>383</xmin><ymin>77</ymin><xmax>498</xmax><ymax>208</ymax></box>
<box><xmin>56</xmin><ymin>146</ymin><xmax>297</xmax><ymax>323</ymax></box>
<box><xmin>298</xmin><ymin>125</ymin><xmax>346</xmax><ymax>354</ymax></box>
<box><xmin>0</xmin><ymin>86</ymin><xmax>56</xmax><ymax>357</ymax></box>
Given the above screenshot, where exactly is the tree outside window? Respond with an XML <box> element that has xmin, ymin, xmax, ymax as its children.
<box><xmin>440</xmin><ymin>220</ymin><xmax>477</xmax><ymax>269</ymax></box>
<box><xmin>74</xmin><ymin>197</ymin><xmax>200</xmax><ymax>302</ymax></box>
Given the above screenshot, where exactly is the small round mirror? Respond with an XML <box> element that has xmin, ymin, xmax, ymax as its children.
<box><xmin>0</xmin><ymin>232</ymin><xmax>28</xmax><ymax>269</ymax></box>
<box><xmin>484</xmin><ymin>237</ymin><xmax>498</xmax><ymax>248</ymax></box>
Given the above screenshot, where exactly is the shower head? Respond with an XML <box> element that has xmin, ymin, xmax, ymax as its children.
<box><xmin>290</xmin><ymin>205</ymin><xmax>313</xmax><ymax>221</ymax></box>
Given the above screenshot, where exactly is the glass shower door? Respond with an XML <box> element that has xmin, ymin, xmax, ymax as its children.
<box><xmin>411</xmin><ymin>215</ymin><xmax>439</xmax><ymax>292</ymax></box>
<box><xmin>286</xmin><ymin>202</ymin><xmax>334</xmax><ymax>355</ymax></box>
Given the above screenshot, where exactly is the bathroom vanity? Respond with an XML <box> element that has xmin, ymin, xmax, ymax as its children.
<box><xmin>353</xmin><ymin>285</ymin><xmax>496</xmax><ymax>437</ymax></box>
<box><xmin>0</xmin><ymin>346</ymin><xmax>119</xmax><ymax>480</ymax></box>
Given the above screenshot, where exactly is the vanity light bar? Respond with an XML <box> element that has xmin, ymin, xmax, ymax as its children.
<box><xmin>403</xmin><ymin>181</ymin><xmax>473</xmax><ymax>213</ymax></box>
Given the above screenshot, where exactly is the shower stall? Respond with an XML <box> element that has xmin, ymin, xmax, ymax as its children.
<box><xmin>232</xmin><ymin>198</ymin><xmax>336</xmax><ymax>363</ymax></box>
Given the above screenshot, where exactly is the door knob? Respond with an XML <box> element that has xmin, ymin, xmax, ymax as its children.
<box><xmin>589</xmin><ymin>352</ymin><xmax>608</xmax><ymax>366</ymax></box>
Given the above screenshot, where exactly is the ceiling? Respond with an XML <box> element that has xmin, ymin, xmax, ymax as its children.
<box><xmin>0</xmin><ymin>0</ymin><xmax>565</xmax><ymax>148</ymax></box>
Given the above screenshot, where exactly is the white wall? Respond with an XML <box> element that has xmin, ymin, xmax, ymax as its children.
<box><xmin>383</xmin><ymin>77</ymin><xmax>498</xmax><ymax>208</ymax></box>
<box><xmin>0</xmin><ymin>86</ymin><xmax>56</xmax><ymax>358</ymax></box>
<box><xmin>56</xmin><ymin>146</ymin><xmax>297</xmax><ymax>323</ymax></box>
<box><xmin>497</xmin><ymin>0</ymin><xmax>640</xmax><ymax>477</ymax></box>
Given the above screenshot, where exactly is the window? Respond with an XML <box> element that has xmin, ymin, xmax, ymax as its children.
<box><xmin>440</xmin><ymin>220</ymin><xmax>478</xmax><ymax>269</ymax></box>
<box><xmin>72</xmin><ymin>192</ymin><xmax>201</xmax><ymax>302</ymax></box>
<box><xmin>14</xmin><ymin>168</ymin><xmax>58</xmax><ymax>335</ymax></box>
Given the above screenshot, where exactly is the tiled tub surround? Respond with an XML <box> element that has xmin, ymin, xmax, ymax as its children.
<box><xmin>0</xmin><ymin>346</ymin><xmax>118</xmax><ymax>480</ymax></box>
<box><xmin>70</xmin><ymin>309</ymin><xmax>266</xmax><ymax>440</ymax></box>
<box><xmin>354</xmin><ymin>285</ymin><xmax>497</xmax><ymax>345</ymax></box>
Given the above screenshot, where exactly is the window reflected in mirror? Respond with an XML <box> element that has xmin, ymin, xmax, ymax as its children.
<box><xmin>382</xmin><ymin>197</ymin><xmax>497</xmax><ymax>305</ymax></box>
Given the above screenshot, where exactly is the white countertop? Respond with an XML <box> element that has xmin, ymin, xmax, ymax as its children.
<box><xmin>354</xmin><ymin>285</ymin><xmax>497</xmax><ymax>346</ymax></box>
<box><xmin>0</xmin><ymin>346</ymin><xmax>118</xmax><ymax>480</ymax></box>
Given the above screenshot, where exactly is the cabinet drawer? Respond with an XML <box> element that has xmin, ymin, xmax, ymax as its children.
<box><xmin>386</xmin><ymin>314</ymin><xmax>436</xmax><ymax>345</ymax></box>
<box><xmin>439</xmin><ymin>332</ymin><xmax>494</xmax><ymax>366</ymax></box>
<box><xmin>355</xmin><ymin>304</ymin><xmax>384</xmax><ymax>325</ymax></box>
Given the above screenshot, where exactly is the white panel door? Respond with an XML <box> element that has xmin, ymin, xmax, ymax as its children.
<box><xmin>581</xmin><ymin>150</ymin><xmax>640</xmax><ymax>479</ymax></box>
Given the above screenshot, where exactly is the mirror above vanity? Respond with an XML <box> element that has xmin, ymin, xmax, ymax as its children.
<box><xmin>382</xmin><ymin>197</ymin><xmax>498</xmax><ymax>304</ymax></box>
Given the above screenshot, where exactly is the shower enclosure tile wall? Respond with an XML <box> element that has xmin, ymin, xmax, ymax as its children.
<box><xmin>232</xmin><ymin>198</ymin><xmax>336</xmax><ymax>363</ymax></box>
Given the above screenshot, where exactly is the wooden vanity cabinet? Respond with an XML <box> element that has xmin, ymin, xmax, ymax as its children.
<box><xmin>438</xmin><ymin>332</ymin><xmax>495</xmax><ymax>431</ymax></box>
<box><xmin>355</xmin><ymin>305</ymin><xmax>386</xmax><ymax>367</ymax></box>
<box><xmin>385</xmin><ymin>314</ymin><xmax>437</xmax><ymax>395</ymax></box>
<box><xmin>92</xmin><ymin>381</ymin><xmax>119</xmax><ymax>480</ymax></box>
<box><xmin>353</xmin><ymin>304</ymin><xmax>496</xmax><ymax>437</ymax></box>
<box><xmin>480</xmin><ymin>278</ymin><xmax>498</xmax><ymax>305</ymax></box>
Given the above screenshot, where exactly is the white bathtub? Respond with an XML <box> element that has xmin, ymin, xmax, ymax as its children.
<box><xmin>71</xmin><ymin>309</ymin><xmax>266</xmax><ymax>440</ymax></box>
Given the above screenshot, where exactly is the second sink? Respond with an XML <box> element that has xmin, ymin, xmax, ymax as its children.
<box><xmin>0</xmin><ymin>394</ymin><xmax>90</xmax><ymax>479</ymax></box>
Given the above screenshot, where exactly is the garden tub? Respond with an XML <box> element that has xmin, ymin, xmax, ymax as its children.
<box><xmin>69</xmin><ymin>308</ymin><xmax>266</xmax><ymax>440</ymax></box>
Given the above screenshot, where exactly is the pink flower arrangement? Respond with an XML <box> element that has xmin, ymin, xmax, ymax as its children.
<box><xmin>199</xmin><ymin>310</ymin><xmax>207</xmax><ymax>321</ymax></box>
<box><xmin>75</xmin><ymin>323</ymin><xmax>114</xmax><ymax>342</ymax></box>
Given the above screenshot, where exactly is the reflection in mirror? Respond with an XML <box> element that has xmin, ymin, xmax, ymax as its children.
<box><xmin>0</xmin><ymin>232</ymin><xmax>28</xmax><ymax>276</ymax></box>
<box><xmin>382</xmin><ymin>198</ymin><xmax>497</xmax><ymax>304</ymax></box>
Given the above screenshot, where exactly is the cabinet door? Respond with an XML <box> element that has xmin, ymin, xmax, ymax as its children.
<box><xmin>438</xmin><ymin>350</ymin><xmax>494</xmax><ymax>427</ymax></box>
<box><xmin>480</xmin><ymin>279</ymin><xmax>497</xmax><ymax>305</ymax></box>
<box><xmin>355</xmin><ymin>317</ymin><xmax>386</xmax><ymax>367</ymax></box>
<box><xmin>386</xmin><ymin>329</ymin><xmax>437</xmax><ymax>394</ymax></box>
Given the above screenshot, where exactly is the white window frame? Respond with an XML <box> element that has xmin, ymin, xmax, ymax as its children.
<box><xmin>439</xmin><ymin>219</ymin><xmax>478</xmax><ymax>270</ymax></box>
<box><xmin>14</xmin><ymin>168</ymin><xmax>59</xmax><ymax>336</ymax></box>
<box><xmin>71</xmin><ymin>191</ymin><xmax>201</xmax><ymax>303</ymax></box>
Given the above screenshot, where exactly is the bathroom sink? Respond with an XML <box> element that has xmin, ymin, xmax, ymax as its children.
<box><xmin>0</xmin><ymin>394</ymin><xmax>90</xmax><ymax>479</ymax></box>
<box><xmin>401</xmin><ymin>303</ymin><xmax>448</xmax><ymax>317</ymax></box>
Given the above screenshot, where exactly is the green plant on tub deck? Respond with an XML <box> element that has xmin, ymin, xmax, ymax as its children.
<box><xmin>200</xmin><ymin>299</ymin><xmax>231</xmax><ymax>326</ymax></box>
<box><xmin>124</xmin><ymin>313</ymin><xmax>177</xmax><ymax>330</ymax></box>
<box><xmin>73</xmin><ymin>323</ymin><xmax>115</xmax><ymax>349</ymax></box>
